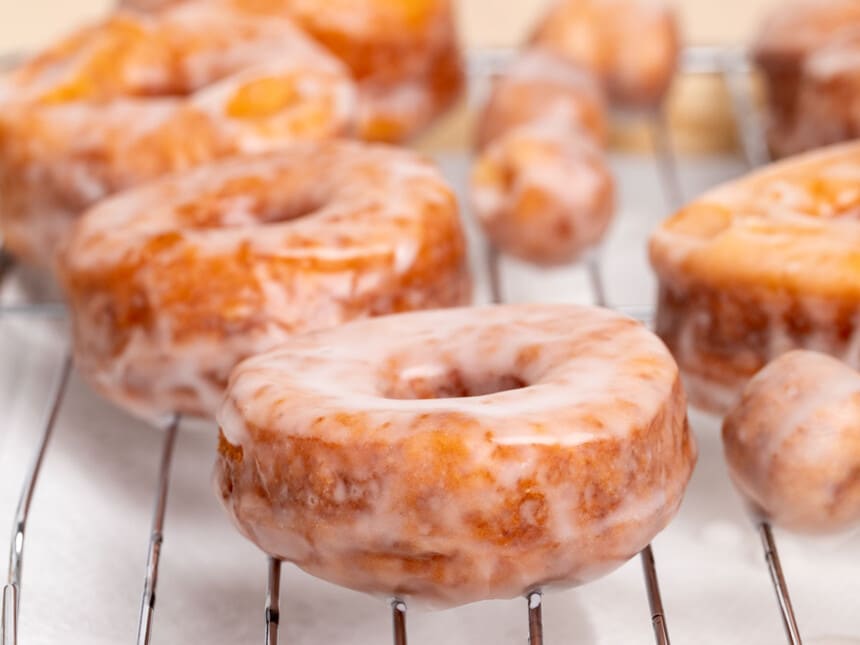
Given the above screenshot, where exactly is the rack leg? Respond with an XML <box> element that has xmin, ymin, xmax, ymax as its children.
<box><xmin>641</xmin><ymin>544</ymin><xmax>671</xmax><ymax>645</ymax></box>
<box><xmin>392</xmin><ymin>598</ymin><xmax>407</xmax><ymax>645</ymax></box>
<box><xmin>265</xmin><ymin>557</ymin><xmax>282</xmax><ymax>645</ymax></box>
<box><xmin>527</xmin><ymin>591</ymin><xmax>543</xmax><ymax>645</ymax></box>
<box><xmin>649</xmin><ymin>107</ymin><xmax>684</xmax><ymax>212</ymax></box>
<box><xmin>1</xmin><ymin>355</ymin><xmax>72</xmax><ymax>645</ymax></box>
<box><xmin>135</xmin><ymin>415</ymin><xmax>181</xmax><ymax>645</ymax></box>
<box><xmin>0</xmin><ymin>251</ymin><xmax>13</xmax><ymax>293</ymax></box>
<box><xmin>487</xmin><ymin>244</ymin><xmax>504</xmax><ymax>305</ymax></box>
<box><xmin>719</xmin><ymin>48</ymin><xmax>771</xmax><ymax>169</ymax></box>
<box><xmin>586</xmin><ymin>256</ymin><xmax>608</xmax><ymax>309</ymax></box>
<box><xmin>759</xmin><ymin>522</ymin><xmax>803</xmax><ymax>645</ymax></box>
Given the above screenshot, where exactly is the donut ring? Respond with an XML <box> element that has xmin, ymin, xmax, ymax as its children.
<box><xmin>649</xmin><ymin>141</ymin><xmax>860</xmax><ymax>412</ymax></box>
<box><xmin>120</xmin><ymin>0</ymin><xmax>466</xmax><ymax>141</ymax></box>
<box><xmin>216</xmin><ymin>303</ymin><xmax>695</xmax><ymax>606</ymax></box>
<box><xmin>530</xmin><ymin>0</ymin><xmax>680</xmax><ymax>107</ymax></box>
<box><xmin>723</xmin><ymin>351</ymin><xmax>860</xmax><ymax>533</ymax></box>
<box><xmin>60</xmin><ymin>141</ymin><xmax>471</xmax><ymax>420</ymax></box>
<box><xmin>471</xmin><ymin>124</ymin><xmax>615</xmax><ymax>266</ymax></box>
<box><xmin>752</xmin><ymin>0</ymin><xmax>860</xmax><ymax>157</ymax></box>
<box><xmin>235</xmin><ymin>0</ymin><xmax>465</xmax><ymax>141</ymax></box>
<box><xmin>773</xmin><ymin>29</ymin><xmax>860</xmax><ymax>157</ymax></box>
<box><xmin>475</xmin><ymin>50</ymin><xmax>608</xmax><ymax>151</ymax></box>
<box><xmin>0</xmin><ymin>2</ymin><xmax>355</xmax><ymax>265</ymax></box>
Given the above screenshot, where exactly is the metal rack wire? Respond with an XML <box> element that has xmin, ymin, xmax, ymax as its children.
<box><xmin>0</xmin><ymin>46</ymin><xmax>809</xmax><ymax>645</ymax></box>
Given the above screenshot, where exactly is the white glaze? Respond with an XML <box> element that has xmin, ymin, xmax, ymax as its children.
<box><xmin>471</xmin><ymin>122</ymin><xmax>614</xmax><ymax>266</ymax></box>
<box><xmin>475</xmin><ymin>49</ymin><xmax>607</xmax><ymax>149</ymax></box>
<box><xmin>530</xmin><ymin>0</ymin><xmax>679</xmax><ymax>107</ymax></box>
<box><xmin>216</xmin><ymin>303</ymin><xmax>696</xmax><ymax>606</ymax></box>
<box><xmin>650</xmin><ymin>142</ymin><xmax>860</xmax><ymax>411</ymax></box>
<box><xmin>62</xmin><ymin>141</ymin><xmax>471</xmax><ymax>420</ymax></box>
<box><xmin>0</xmin><ymin>1</ymin><xmax>357</xmax><ymax>264</ymax></box>
<box><xmin>723</xmin><ymin>351</ymin><xmax>860</xmax><ymax>533</ymax></box>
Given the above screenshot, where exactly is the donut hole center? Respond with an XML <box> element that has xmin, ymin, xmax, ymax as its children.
<box><xmin>226</xmin><ymin>76</ymin><xmax>303</xmax><ymax>119</ymax></box>
<box><xmin>177</xmin><ymin>177</ymin><xmax>326</xmax><ymax>228</ymax></box>
<box><xmin>383</xmin><ymin>365</ymin><xmax>528</xmax><ymax>400</ymax></box>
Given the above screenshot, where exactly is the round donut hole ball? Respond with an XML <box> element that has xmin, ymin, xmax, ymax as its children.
<box><xmin>470</xmin><ymin>123</ymin><xmax>615</xmax><ymax>267</ymax></box>
<box><xmin>474</xmin><ymin>49</ymin><xmax>609</xmax><ymax>151</ymax></box>
<box><xmin>723</xmin><ymin>350</ymin><xmax>860</xmax><ymax>534</ymax></box>
<box><xmin>529</xmin><ymin>0</ymin><xmax>680</xmax><ymax>108</ymax></box>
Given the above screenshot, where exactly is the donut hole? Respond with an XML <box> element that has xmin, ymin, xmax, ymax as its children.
<box><xmin>383</xmin><ymin>365</ymin><xmax>528</xmax><ymax>400</ymax></box>
<box><xmin>226</xmin><ymin>76</ymin><xmax>304</xmax><ymax>119</ymax></box>
<box><xmin>176</xmin><ymin>177</ymin><xmax>326</xmax><ymax>228</ymax></box>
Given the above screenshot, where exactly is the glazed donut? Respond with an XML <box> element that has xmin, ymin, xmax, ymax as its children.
<box><xmin>120</xmin><ymin>0</ymin><xmax>465</xmax><ymax>142</ymax></box>
<box><xmin>723</xmin><ymin>351</ymin><xmax>860</xmax><ymax>533</ymax></box>
<box><xmin>752</xmin><ymin>0</ymin><xmax>860</xmax><ymax>157</ymax></box>
<box><xmin>475</xmin><ymin>50</ymin><xmax>608</xmax><ymax>151</ymax></box>
<box><xmin>471</xmin><ymin>124</ymin><xmax>615</xmax><ymax>266</ymax></box>
<box><xmin>530</xmin><ymin>0</ymin><xmax>680</xmax><ymax>107</ymax></box>
<box><xmin>120</xmin><ymin>0</ymin><xmax>175</xmax><ymax>8</ymax></box>
<box><xmin>773</xmin><ymin>29</ymin><xmax>860</xmax><ymax>157</ymax></box>
<box><xmin>0</xmin><ymin>2</ymin><xmax>355</xmax><ymax>265</ymax></box>
<box><xmin>60</xmin><ymin>141</ymin><xmax>471</xmax><ymax>420</ymax></box>
<box><xmin>243</xmin><ymin>0</ymin><xmax>465</xmax><ymax>141</ymax></box>
<box><xmin>649</xmin><ymin>141</ymin><xmax>860</xmax><ymax>413</ymax></box>
<box><xmin>216</xmin><ymin>303</ymin><xmax>696</xmax><ymax>606</ymax></box>
<box><xmin>354</xmin><ymin>27</ymin><xmax>464</xmax><ymax>143</ymax></box>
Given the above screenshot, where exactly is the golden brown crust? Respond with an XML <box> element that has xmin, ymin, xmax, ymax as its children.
<box><xmin>120</xmin><ymin>0</ymin><xmax>466</xmax><ymax>142</ymax></box>
<box><xmin>61</xmin><ymin>142</ymin><xmax>471</xmax><ymax>420</ymax></box>
<box><xmin>530</xmin><ymin>0</ymin><xmax>679</xmax><ymax>107</ymax></box>
<box><xmin>217</xmin><ymin>391</ymin><xmax>693</xmax><ymax>598</ymax></box>
<box><xmin>474</xmin><ymin>51</ymin><xmax>607</xmax><ymax>151</ymax></box>
<box><xmin>471</xmin><ymin>125</ymin><xmax>614</xmax><ymax>266</ymax></box>
<box><xmin>752</xmin><ymin>0</ymin><xmax>860</xmax><ymax>157</ymax></box>
<box><xmin>655</xmin><ymin>282</ymin><xmax>860</xmax><ymax>413</ymax></box>
<box><xmin>650</xmin><ymin>142</ymin><xmax>860</xmax><ymax>412</ymax></box>
<box><xmin>214</xmin><ymin>304</ymin><xmax>695</xmax><ymax>605</ymax></box>
<box><xmin>0</xmin><ymin>3</ymin><xmax>356</xmax><ymax>265</ymax></box>
<box><xmin>723</xmin><ymin>351</ymin><xmax>860</xmax><ymax>532</ymax></box>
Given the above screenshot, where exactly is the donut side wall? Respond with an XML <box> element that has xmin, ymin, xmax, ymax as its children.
<box><xmin>212</xmin><ymin>304</ymin><xmax>695</xmax><ymax>606</ymax></box>
<box><xmin>214</xmin><ymin>375</ymin><xmax>693</xmax><ymax>607</ymax></box>
<box><xmin>654</xmin><ymin>282</ymin><xmax>860</xmax><ymax>413</ymax></box>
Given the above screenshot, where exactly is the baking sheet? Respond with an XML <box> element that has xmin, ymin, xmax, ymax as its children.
<box><xmin>2</xmin><ymin>151</ymin><xmax>859</xmax><ymax>645</ymax></box>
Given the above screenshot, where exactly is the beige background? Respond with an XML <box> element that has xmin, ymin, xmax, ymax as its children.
<box><xmin>1</xmin><ymin>0</ymin><xmax>781</xmax><ymax>53</ymax></box>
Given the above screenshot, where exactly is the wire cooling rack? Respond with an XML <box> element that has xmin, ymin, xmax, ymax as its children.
<box><xmin>0</xmin><ymin>45</ymin><xmax>854</xmax><ymax>645</ymax></box>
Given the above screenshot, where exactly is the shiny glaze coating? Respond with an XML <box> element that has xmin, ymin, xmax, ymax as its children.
<box><xmin>776</xmin><ymin>29</ymin><xmax>860</xmax><ymax>156</ymax></box>
<box><xmin>723</xmin><ymin>351</ymin><xmax>860</xmax><ymax>533</ymax></box>
<box><xmin>471</xmin><ymin>124</ymin><xmax>614</xmax><ymax>266</ymax></box>
<box><xmin>530</xmin><ymin>0</ymin><xmax>679</xmax><ymax>107</ymax></box>
<box><xmin>650</xmin><ymin>141</ymin><xmax>860</xmax><ymax>412</ymax></box>
<box><xmin>752</xmin><ymin>0</ymin><xmax>860</xmax><ymax>157</ymax></box>
<box><xmin>475</xmin><ymin>50</ymin><xmax>607</xmax><ymax>151</ymax></box>
<box><xmin>61</xmin><ymin>141</ymin><xmax>471</xmax><ymax>420</ymax></box>
<box><xmin>0</xmin><ymin>1</ymin><xmax>355</xmax><ymax>265</ymax></box>
<box><xmin>120</xmin><ymin>0</ymin><xmax>466</xmax><ymax>142</ymax></box>
<box><xmin>216</xmin><ymin>303</ymin><xmax>695</xmax><ymax>606</ymax></box>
